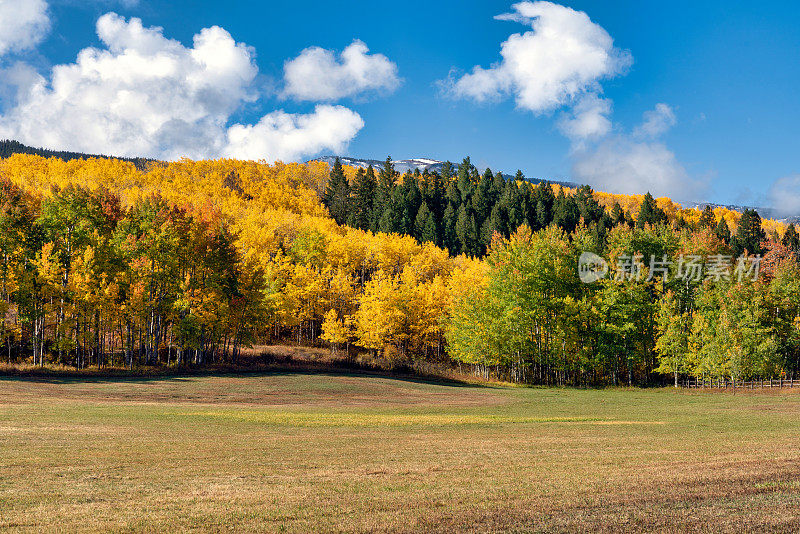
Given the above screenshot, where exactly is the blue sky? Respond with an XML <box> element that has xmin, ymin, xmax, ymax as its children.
<box><xmin>2</xmin><ymin>1</ymin><xmax>800</xmax><ymax>209</ymax></box>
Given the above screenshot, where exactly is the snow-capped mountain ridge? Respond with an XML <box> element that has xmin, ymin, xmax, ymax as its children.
<box><xmin>311</xmin><ymin>155</ymin><xmax>581</xmax><ymax>188</ymax></box>
<box><xmin>313</xmin><ymin>156</ymin><xmax>448</xmax><ymax>174</ymax></box>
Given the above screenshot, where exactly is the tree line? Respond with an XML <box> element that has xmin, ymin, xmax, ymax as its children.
<box><xmin>322</xmin><ymin>156</ymin><xmax>774</xmax><ymax>260</ymax></box>
<box><xmin>446</xmin><ymin>221</ymin><xmax>800</xmax><ymax>386</ymax></box>
<box><xmin>0</xmin><ymin>155</ymin><xmax>460</xmax><ymax>369</ymax></box>
<box><xmin>0</xmin><ymin>139</ymin><xmax>152</xmax><ymax>170</ymax></box>
<box><xmin>323</xmin><ymin>156</ymin><xmax>617</xmax><ymax>258</ymax></box>
<box><xmin>0</xmin><ymin>181</ymin><xmax>267</xmax><ymax>368</ymax></box>
<box><xmin>2</xmin><ymin>152</ymin><xmax>800</xmax><ymax>386</ymax></box>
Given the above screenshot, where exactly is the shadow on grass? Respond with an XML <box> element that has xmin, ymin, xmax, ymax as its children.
<box><xmin>0</xmin><ymin>360</ymin><xmax>485</xmax><ymax>389</ymax></box>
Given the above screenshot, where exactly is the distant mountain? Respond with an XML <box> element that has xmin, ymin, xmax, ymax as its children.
<box><xmin>0</xmin><ymin>139</ymin><xmax>153</xmax><ymax>170</ymax></box>
<box><xmin>313</xmin><ymin>156</ymin><xmax>446</xmax><ymax>174</ymax></box>
<box><xmin>684</xmin><ymin>201</ymin><xmax>798</xmax><ymax>222</ymax></box>
<box><xmin>312</xmin><ymin>155</ymin><xmax>582</xmax><ymax>189</ymax></box>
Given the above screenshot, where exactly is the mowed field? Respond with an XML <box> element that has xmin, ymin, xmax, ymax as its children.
<box><xmin>2</xmin><ymin>373</ymin><xmax>800</xmax><ymax>532</ymax></box>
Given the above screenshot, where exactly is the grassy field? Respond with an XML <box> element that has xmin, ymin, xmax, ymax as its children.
<box><xmin>1</xmin><ymin>372</ymin><xmax>800</xmax><ymax>532</ymax></box>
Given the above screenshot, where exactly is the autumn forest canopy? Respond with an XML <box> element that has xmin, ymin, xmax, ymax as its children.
<box><xmin>2</xmin><ymin>150</ymin><xmax>800</xmax><ymax>386</ymax></box>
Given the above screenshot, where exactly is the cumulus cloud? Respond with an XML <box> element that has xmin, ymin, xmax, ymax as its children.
<box><xmin>225</xmin><ymin>105</ymin><xmax>364</xmax><ymax>162</ymax></box>
<box><xmin>572</xmin><ymin>138</ymin><xmax>699</xmax><ymax>199</ymax></box>
<box><xmin>442</xmin><ymin>1</ymin><xmax>630</xmax><ymax>114</ymax></box>
<box><xmin>571</xmin><ymin>104</ymin><xmax>706</xmax><ymax>201</ymax></box>
<box><xmin>0</xmin><ymin>61</ymin><xmax>44</xmax><ymax>104</ymax></box>
<box><xmin>0</xmin><ymin>0</ymin><xmax>50</xmax><ymax>57</ymax></box>
<box><xmin>0</xmin><ymin>13</ymin><xmax>364</xmax><ymax>161</ymax></box>
<box><xmin>282</xmin><ymin>40</ymin><xmax>400</xmax><ymax>101</ymax></box>
<box><xmin>768</xmin><ymin>175</ymin><xmax>800</xmax><ymax>217</ymax></box>
<box><xmin>557</xmin><ymin>93</ymin><xmax>612</xmax><ymax>143</ymax></box>
<box><xmin>440</xmin><ymin>2</ymin><xmax>698</xmax><ymax>200</ymax></box>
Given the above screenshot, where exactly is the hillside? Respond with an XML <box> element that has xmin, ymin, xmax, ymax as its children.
<box><xmin>0</xmin><ymin>140</ymin><xmax>778</xmax><ymax>219</ymax></box>
<box><xmin>0</xmin><ymin>139</ymin><xmax>153</xmax><ymax>170</ymax></box>
<box><xmin>0</xmin><ymin>149</ymin><xmax>798</xmax><ymax>386</ymax></box>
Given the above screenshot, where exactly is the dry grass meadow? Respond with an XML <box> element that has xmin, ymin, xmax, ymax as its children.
<box><xmin>1</xmin><ymin>370</ymin><xmax>800</xmax><ymax>532</ymax></box>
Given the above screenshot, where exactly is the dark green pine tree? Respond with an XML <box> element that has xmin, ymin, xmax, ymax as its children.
<box><xmin>379</xmin><ymin>186</ymin><xmax>405</xmax><ymax>234</ymax></box>
<box><xmin>472</xmin><ymin>168</ymin><xmax>492</xmax><ymax>229</ymax></box>
<box><xmin>479</xmin><ymin>217</ymin><xmax>493</xmax><ymax>253</ymax></box>
<box><xmin>699</xmin><ymin>205</ymin><xmax>715</xmax><ymax>229</ymax></box>
<box><xmin>531</xmin><ymin>182</ymin><xmax>555</xmax><ymax>229</ymax></box>
<box><xmin>400</xmin><ymin>172</ymin><xmax>422</xmax><ymax>235</ymax></box>
<box><xmin>445</xmin><ymin>178</ymin><xmax>461</xmax><ymax>208</ymax></box>
<box><xmin>552</xmin><ymin>190</ymin><xmax>580</xmax><ymax>233</ymax></box>
<box><xmin>346</xmin><ymin>166</ymin><xmax>376</xmax><ymax>231</ymax></box>
<box><xmin>430</xmin><ymin>171</ymin><xmax>446</xmax><ymax>221</ymax></box>
<box><xmin>732</xmin><ymin>208</ymin><xmax>766</xmax><ymax>256</ymax></box>
<box><xmin>371</xmin><ymin>156</ymin><xmax>395</xmax><ymax>231</ymax></box>
<box><xmin>440</xmin><ymin>161</ymin><xmax>455</xmax><ymax>180</ymax></box>
<box><xmin>610</xmin><ymin>202</ymin><xmax>625</xmax><ymax>226</ymax></box>
<box><xmin>322</xmin><ymin>157</ymin><xmax>350</xmax><ymax>225</ymax></box>
<box><xmin>574</xmin><ymin>185</ymin><xmax>604</xmax><ymax>226</ymax></box>
<box><xmin>455</xmin><ymin>204</ymin><xmax>478</xmax><ymax>257</ymax></box>
<box><xmin>420</xmin><ymin>169</ymin><xmax>434</xmax><ymax>206</ymax></box>
<box><xmin>590</xmin><ymin>214</ymin><xmax>611</xmax><ymax>252</ymax></box>
<box><xmin>715</xmin><ymin>217</ymin><xmax>731</xmax><ymax>244</ymax></box>
<box><xmin>782</xmin><ymin>223</ymin><xmax>800</xmax><ymax>251</ymax></box>
<box><xmin>485</xmin><ymin>201</ymin><xmax>509</xmax><ymax>244</ymax></box>
<box><xmin>457</xmin><ymin>157</ymin><xmax>474</xmax><ymax>204</ymax></box>
<box><xmin>636</xmin><ymin>192</ymin><xmax>667</xmax><ymax>228</ymax></box>
<box><xmin>442</xmin><ymin>202</ymin><xmax>458</xmax><ymax>254</ymax></box>
<box><xmin>519</xmin><ymin>182</ymin><xmax>535</xmax><ymax>228</ymax></box>
<box><xmin>490</xmin><ymin>171</ymin><xmax>506</xmax><ymax>205</ymax></box>
<box><xmin>503</xmin><ymin>179</ymin><xmax>523</xmax><ymax>232</ymax></box>
<box><xmin>414</xmin><ymin>202</ymin><xmax>437</xmax><ymax>244</ymax></box>
<box><xmin>534</xmin><ymin>200</ymin><xmax>549</xmax><ymax>230</ymax></box>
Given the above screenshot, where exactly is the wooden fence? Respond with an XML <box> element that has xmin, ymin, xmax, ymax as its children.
<box><xmin>680</xmin><ymin>378</ymin><xmax>799</xmax><ymax>389</ymax></box>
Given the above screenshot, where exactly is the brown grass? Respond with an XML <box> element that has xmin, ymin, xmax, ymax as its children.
<box><xmin>1</xmin><ymin>372</ymin><xmax>800</xmax><ymax>532</ymax></box>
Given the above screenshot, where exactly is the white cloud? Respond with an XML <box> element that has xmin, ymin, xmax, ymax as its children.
<box><xmin>0</xmin><ymin>61</ymin><xmax>44</xmax><ymax>104</ymax></box>
<box><xmin>768</xmin><ymin>174</ymin><xmax>800</xmax><ymax>217</ymax></box>
<box><xmin>634</xmin><ymin>103</ymin><xmax>676</xmax><ymax>139</ymax></box>
<box><xmin>282</xmin><ymin>40</ymin><xmax>400</xmax><ymax>101</ymax></box>
<box><xmin>225</xmin><ymin>105</ymin><xmax>364</xmax><ymax>162</ymax></box>
<box><xmin>437</xmin><ymin>2</ymin><xmax>699</xmax><ymax>201</ymax></box>
<box><xmin>443</xmin><ymin>1</ymin><xmax>630</xmax><ymax>114</ymax></box>
<box><xmin>571</xmin><ymin>104</ymin><xmax>706</xmax><ymax>200</ymax></box>
<box><xmin>0</xmin><ymin>13</ymin><xmax>364</xmax><ymax>161</ymax></box>
<box><xmin>557</xmin><ymin>93</ymin><xmax>611</xmax><ymax>143</ymax></box>
<box><xmin>0</xmin><ymin>0</ymin><xmax>50</xmax><ymax>57</ymax></box>
<box><xmin>572</xmin><ymin>138</ymin><xmax>699</xmax><ymax>199</ymax></box>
